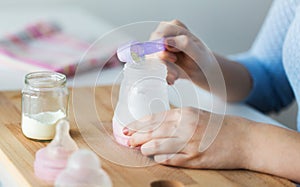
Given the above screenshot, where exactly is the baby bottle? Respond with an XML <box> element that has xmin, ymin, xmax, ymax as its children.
<box><xmin>112</xmin><ymin>58</ymin><xmax>170</xmax><ymax>146</ymax></box>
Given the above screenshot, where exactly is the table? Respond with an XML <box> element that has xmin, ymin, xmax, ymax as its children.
<box><xmin>0</xmin><ymin>85</ymin><xmax>295</xmax><ymax>187</ymax></box>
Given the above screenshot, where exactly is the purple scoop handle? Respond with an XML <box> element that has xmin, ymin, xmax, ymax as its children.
<box><xmin>117</xmin><ymin>38</ymin><xmax>165</xmax><ymax>63</ymax></box>
<box><xmin>142</xmin><ymin>38</ymin><xmax>165</xmax><ymax>55</ymax></box>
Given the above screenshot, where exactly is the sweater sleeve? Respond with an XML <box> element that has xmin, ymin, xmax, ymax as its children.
<box><xmin>230</xmin><ymin>0</ymin><xmax>297</xmax><ymax>113</ymax></box>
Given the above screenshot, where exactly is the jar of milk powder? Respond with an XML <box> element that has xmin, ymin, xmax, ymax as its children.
<box><xmin>21</xmin><ymin>71</ymin><xmax>69</xmax><ymax>140</ymax></box>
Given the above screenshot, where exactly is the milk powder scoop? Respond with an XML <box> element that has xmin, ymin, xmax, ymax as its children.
<box><xmin>117</xmin><ymin>38</ymin><xmax>165</xmax><ymax>64</ymax></box>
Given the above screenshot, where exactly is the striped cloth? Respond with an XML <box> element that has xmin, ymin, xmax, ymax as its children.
<box><xmin>0</xmin><ymin>21</ymin><xmax>119</xmax><ymax>76</ymax></box>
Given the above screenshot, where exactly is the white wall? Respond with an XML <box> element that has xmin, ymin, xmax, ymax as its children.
<box><xmin>0</xmin><ymin>0</ymin><xmax>272</xmax><ymax>54</ymax></box>
<box><xmin>0</xmin><ymin>0</ymin><xmax>297</xmax><ymax>129</ymax></box>
<box><xmin>86</xmin><ymin>0</ymin><xmax>273</xmax><ymax>54</ymax></box>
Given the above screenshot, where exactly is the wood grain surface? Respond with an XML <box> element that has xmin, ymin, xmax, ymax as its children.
<box><xmin>0</xmin><ymin>86</ymin><xmax>295</xmax><ymax>187</ymax></box>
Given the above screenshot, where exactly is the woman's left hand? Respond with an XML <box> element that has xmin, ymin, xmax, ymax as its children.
<box><xmin>124</xmin><ymin>107</ymin><xmax>253</xmax><ymax>169</ymax></box>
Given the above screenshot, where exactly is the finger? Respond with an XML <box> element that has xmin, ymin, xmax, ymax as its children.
<box><xmin>128</xmin><ymin>121</ymin><xmax>178</xmax><ymax>147</ymax></box>
<box><xmin>154</xmin><ymin>153</ymin><xmax>189</xmax><ymax>166</ymax></box>
<box><xmin>164</xmin><ymin>38</ymin><xmax>181</xmax><ymax>52</ymax></box>
<box><xmin>164</xmin><ymin>36</ymin><xmax>201</xmax><ymax>59</ymax></box>
<box><xmin>140</xmin><ymin>138</ymin><xmax>184</xmax><ymax>156</ymax></box>
<box><xmin>165</xmin><ymin>61</ymin><xmax>180</xmax><ymax>85</ymax></box>
<box><xmin>125</xmin><ymin>110</ymin><xmax>172</xmax><ymax>136</ymax></box>
<box><xmin>167</xmin><ymin>76</ymin><xmax>175</xmax><ymax>85</ymax></box>
<box><xmin>150</xmin><ymin>20</ymin><xmax>189</xmax><ymax>40</ymax></box>
<box><xmin>158</xmin><ymin>51</ymin><xmax>177</xmax><ymax>63</ymax></box>
<box><xmin>169</xmin><ymin>19</ymin><xmax>188</xmax><ymax>29</ymax></box>
<box><xmin>167</xmin><ymin>72</ymin><xmax>179</xmax><ymax>85</ymax></box>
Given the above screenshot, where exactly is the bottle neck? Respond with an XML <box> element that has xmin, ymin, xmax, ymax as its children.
<box><xmin>123</xmin><ymin>59</ymin><xmax>167</xmax><ymax>82</ymax></box>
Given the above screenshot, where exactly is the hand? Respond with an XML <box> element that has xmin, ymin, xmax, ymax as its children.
<box><xmin>150</xmin><ymin>20</ymin><xmax>215</xmax><ymax>86</ymax></box>
<box><xmin>124</xmin><ymin>107</ymin><xmax>252</xmax><ymax>169</ymax></box>
<box><xmin>151</xmin><ymin>19</ymin><xmax>253</xmax><ymax>101</ymax></box>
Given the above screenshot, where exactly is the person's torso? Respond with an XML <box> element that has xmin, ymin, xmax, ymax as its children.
<box><xmin>283</xmin><ymin>4</ymin><xmax>300</xmax><ymax>130</ymax></box>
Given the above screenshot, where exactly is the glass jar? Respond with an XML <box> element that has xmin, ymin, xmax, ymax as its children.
<box><xmin>21</xmin><ymin>71</ymin><xmax>69</xmax><ymax>140</ymax></box>
<box><xmin>112</xmin><ymin>58</ymin><xmax>170</xmax><ymax>146</ymax></box>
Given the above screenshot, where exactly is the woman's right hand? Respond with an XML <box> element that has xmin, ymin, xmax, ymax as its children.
<box><xmin>150</xmin><ymin>19</ymin><xmax>215</xmax><ymax>86</ymax></box>
<box><xmin>151</xmin><ymin>20</ymin><xmax>253</xmax><ymax>102</ymax></box>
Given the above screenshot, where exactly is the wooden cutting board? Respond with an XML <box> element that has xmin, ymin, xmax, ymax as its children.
<box><xmin>0</xmin><ymin>85</ymin><xmax>295</xmax><ymax>187</ymax></box>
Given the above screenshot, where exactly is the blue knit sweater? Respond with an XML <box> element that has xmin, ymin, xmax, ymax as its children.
<box><xmin>233</xmin><ymin>0</ymin><xmax>300</xmax><ymax>130</ymax></box>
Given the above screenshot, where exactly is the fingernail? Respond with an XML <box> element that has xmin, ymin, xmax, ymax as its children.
<box><xmin>123</xmin><ymin>127</ymin><xmax>129</xmax><ymax>135</ymax></box>
<box><xmin>166</xmin><ymin>38</ymin><xmax>176</xmax><ymax>48</ymax></box>
<box><xmin>127</xmin><ymin>139</ymin><xmax>135</xmax><ymax>148</ymax></box>
<box><xmin>167</xmin><ymin>79</ymin><xmax>174</xmax><ymax>85</ymax></box>
<box><xmin>169</xmin><ymin>53</ymin><xmax>177</xmax><ymax>62</ymax></box>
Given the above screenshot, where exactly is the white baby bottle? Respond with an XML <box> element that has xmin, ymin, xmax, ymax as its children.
<box><xmin>112</xmin><ymin>57</ymin><xmax>170</xmax><ymax>147</ymax></box>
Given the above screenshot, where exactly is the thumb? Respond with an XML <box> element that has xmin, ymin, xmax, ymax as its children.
<box><xmin>164</xmin><ymin>35</ymin><xmax>200</xmax><ymax>59</ymax></box>
<box><xmin>164</xmin><ymin>37</ymin><xmax>181</xmax><ymax>52</ymax></box>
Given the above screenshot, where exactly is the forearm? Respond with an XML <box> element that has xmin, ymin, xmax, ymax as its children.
<box><xmin>214</xmin><ymin>54</ymin><xmax>252</xmax><ymax>102</ymax></box>
<box><xmin>190</xmin><ymin>53</ymin><xmax>252</xmax><ymax>102</ymax></box>
<box><xmin>245</xmin><ymin>123</ymin><xmax>300</xmax><ymax>183</ymax></box>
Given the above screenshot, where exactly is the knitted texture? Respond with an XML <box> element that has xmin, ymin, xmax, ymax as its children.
<box><xmin>283</xmin><ymin>3</ymin><xmax>300</xmax><ymax>130</ymax></box>
<box><xmin>232</xmin><ymin>0</ymin><xmax>300</xmax><ymax>130</ymax></box>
